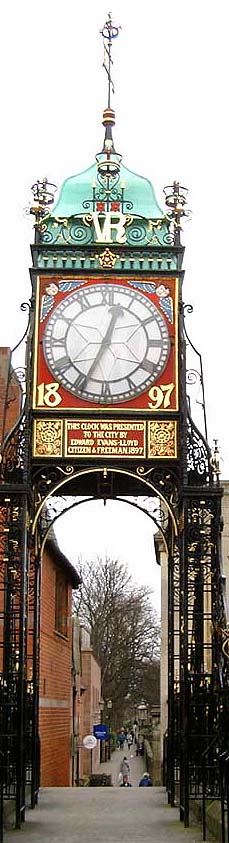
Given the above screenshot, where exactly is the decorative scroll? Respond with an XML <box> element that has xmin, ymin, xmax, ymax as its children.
<box><xmin>148</xmin><ymin>420</ymin><xmax>177</xmax><ymax>458</ymax></box>
<box><xmin>39</xmin><ymin>217</ymin><xmax>94</xmax><ymax>246</ymax></box>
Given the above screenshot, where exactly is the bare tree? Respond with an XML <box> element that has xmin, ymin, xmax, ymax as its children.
<box><xmin>74</xmin><ymin>556</ymin><xmax>160</xmax><ymax>727</ymax></box>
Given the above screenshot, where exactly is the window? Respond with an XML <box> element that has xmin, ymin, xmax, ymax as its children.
<box><xmin>55</xmin><ymin>571</ymin><xmax>68</xmax><ymax>637</ymax></box>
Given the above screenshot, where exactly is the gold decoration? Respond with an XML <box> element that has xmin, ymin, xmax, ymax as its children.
<box><xmin>178</xmin><ymin>509</ymin><xmax>185</xmax><ymax>533</ymax></box>
<box><xmin>148</xmin><ymin>421</ymin><xmax>177</xmax><ymax>458</ymax></box>
<box><xmin>212</xmin><ymin>620</ymin><xmax>229</xmax><ymax>659</ymax></box>
<box><xmin>83</xmin><ymin>214</ymin><xmax>93</xmax><ymax>227</ymax></box>
<box><xmin>97</xmin><ymin>248</ymin><xmax>118</xmax><ymax>268</ymax></box>
<box><xmin>33</xmin><ymin>420</ymin><xmax>63</xmax><ymax>457</ymax></box>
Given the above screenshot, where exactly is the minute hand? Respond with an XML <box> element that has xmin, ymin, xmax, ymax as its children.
<box><xmin>84</xmin><ymin>304</ymin><xmax>124</xmax><ymax>382</ymax></box>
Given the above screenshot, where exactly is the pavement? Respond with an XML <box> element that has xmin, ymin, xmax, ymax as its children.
<box><xmin>4</xmin><ymin>749</ymin><xmax>207</xmax><ymax>843</ymax></box>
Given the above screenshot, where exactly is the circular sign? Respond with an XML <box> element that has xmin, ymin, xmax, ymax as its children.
<box><xmin>93</xmin><ymin>724</ymin><xmax>109</xmax><ymax>740</ymax></box>
<box><xmin>83</xmin><ymin>734</ymin><xmax>97</xmax><ymax>750</ymax></box>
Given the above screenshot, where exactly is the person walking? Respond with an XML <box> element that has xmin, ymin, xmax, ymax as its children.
<box><xmin>127</xmin><ymin>731</ymin><xmax>132</xmax><ymax>750</ymax></box>
<box><xmin>118</xmin><ymin>731</ymin><xmax>125</xmax><ymax>750</ymax></box>
<box><xmin>139</xmin><ymin>772</ymin><xmax>153</xmax><ymax>787</ymax></box>
<box><xmin>120</xmin><ymin>756</ymin><xmax>130</xmax><ymax>778</ymax></box>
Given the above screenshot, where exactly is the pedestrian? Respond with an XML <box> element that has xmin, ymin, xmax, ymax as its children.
<box><xmin>139</xmin><ymin>772</ymin><xmax>153</xmax><ymax>787</ymax></box>
<box><xmin>119</xmin><ymin>730</ymin><xmax>125</xmax><ymax>749</ymax></box>
<box><xmin>120</xmin><ymin>756</ymin><xmax>130</xmax><ymax>777</ymax></box>
<box><xmin>127</xmin><ymin>731</ymin><xmax>132</xmax><ymax>750</ymax></box>
<box><xmin>120</xmin><ymin>774</ymin><xmax>132</xmax><ymax>787</ymax></box>
<box><xmin>140</xmin><ymin>738</ymin><xmax>144</xmax><ymax>756</ymax></box>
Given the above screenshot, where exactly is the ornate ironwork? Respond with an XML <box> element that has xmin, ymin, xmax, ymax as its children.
<box><xmin>38</xmin><ymin>212</ymin><xmax>173</xmax><ymax>248</ymax></box>
<box><xmin>163</xmin><ymin>181</ymin><xmax>191</xmax><ymax>246</ymax></box>
<box><xmin>186</xmin><ymin>414</ymin><xmax>213</xmax><ymax>485</ymax></box>
<box><xmin>0</xmin><ymin>413</ymin><xmax>30</xmax><ymax>484</ymax></box>
<box><xmin>37</xmin><ymin>492</ymin><xmax>170</xmax><ymax>553</ymax></box>
<box><xmin>136</xmin><ymin>465</ymin><xmax>180</xmax><ymax>509</ymax></box>
<box><xmin>29</xmin><ymin>178</ymin><xmax>57</xmax><ymax>226</ymax></box>
<box><xmin>184</xmin><ymin>303</ymin><xmax>208</xmax><ymax>439</ymax></box>
<box><xmin>0</xmin><ymin>494</ymin><xmax>32</xmax><ymax>828</ymax></box>
<box><xmin>82</xmin><ymin>185</ymin><xmax>133</xmax><ymax>213</ymax></box>
<box><xmin>100</xmin><ymin>13</ymin><xmax>121</xmax><ymax>107</ymax></box>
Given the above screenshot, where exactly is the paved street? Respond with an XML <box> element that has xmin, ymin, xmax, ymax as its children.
<box><xmin>4</xmin><ymin>749</ymin><xmax>205</xmax><ymax>843</ymax></box>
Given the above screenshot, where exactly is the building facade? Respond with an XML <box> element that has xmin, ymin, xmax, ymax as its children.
<box><xmin>0</xmin><ymin>347</ymin><xmax>22</xmax><ymax>445</ymax></box>
<box><xmin>39</xmin><ymin>536</ymin><xmax>80</xmax><ymax>786</ymax></box>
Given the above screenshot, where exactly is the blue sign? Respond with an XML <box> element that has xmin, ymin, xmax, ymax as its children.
<box><xmin>93</xmin><ymin>724</ymin><xmax>109</xmax><ymax>740</ymax></box>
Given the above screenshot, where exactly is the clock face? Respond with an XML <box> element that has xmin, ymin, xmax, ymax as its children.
<box><xmin>42</xmin><ymin>283</ymin><xmax>170</xmax><ymax>405</ymax></box>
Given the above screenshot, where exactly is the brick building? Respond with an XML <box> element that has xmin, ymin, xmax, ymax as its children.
<box><xmin>39</xmin><ymin>534</ymin><xmax>80</xmax><ymax>786</ymax></box>
<box><xmin>0</xmin><ymin>347</ymin><xmax>22</xmax><ymax>444</ymax></box>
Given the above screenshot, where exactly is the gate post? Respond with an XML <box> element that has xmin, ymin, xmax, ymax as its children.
<box><xmin>30</xmin><ymin>546</ymin><xmax>41</xmax><ymax>808</ymax></box>
<box><xmin>15</xmin><ymin>495</ymin><xmax>28</xmax><ymax>827</ymax></box>
<box><xmin>179</xmin><ymin>499</ymin><xmax>190</xmax><ymax>826</ymax></box>
<box><xmin>0</xmin><ymin>490</ymin><xmax>30</xmax><ymax>831</ymax></box>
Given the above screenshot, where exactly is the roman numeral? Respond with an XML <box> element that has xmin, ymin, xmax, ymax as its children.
<box><xmin>127</xmin><ymin>377</ymin><xmax>136</xmax><ymax>389</ymax></box>
<box><xmin>78</xmin><ymin>291</ymin><xmax>90</xmax><ymax>310</ymax></box>
<box><xmin>141</xmin><ymin>358</ymin><xmax>155</xmax><ymax>373</ymax></box>
<box><xmin>55</xmin><ymin>355</ymin><xmax>71</xmax><ymax>373</ymax></box>
<box><xmin>101</xmin><ymin>382</ymin><xmax>112</xmax><ymax>398</ymax></box>
<box><xmin>51</xmin><ymin>338</ymin><xmax>65</xmax><ymax>347</ymax></box>
<box><xmin>74</xmin><ymin>372</ymin><xmax>87</xmax><ymax>389</ymax></box>
<box><xmin>101</xmin><ymin>288</ymin><xmax>115</xmax><ymax>306</ymax></box>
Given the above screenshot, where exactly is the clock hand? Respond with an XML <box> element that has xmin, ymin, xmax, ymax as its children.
<box><xmin>77</xmin><ymin>304</ymin><xmax>124</xmax><ymax>386</ymax></box>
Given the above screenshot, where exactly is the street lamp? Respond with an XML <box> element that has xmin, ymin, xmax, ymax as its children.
<box><xmin>99</xmin><ymin>698</ymin><xmax>105</xmax><ymax>719</ymax></box>
<box><xmin>137</xmin><ymin>703</ymin><xmax>147</xmax><ymax>728</ymax></box>
<box><xmin>107</xmin><ymin>699</ymin><xmax>113</xmax><ymax>760</ymax></box>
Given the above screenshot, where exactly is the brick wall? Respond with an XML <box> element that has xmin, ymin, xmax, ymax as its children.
<box><xmin>39</xmin><ymin>547</ymin><xmax>73</xmax><ymax>786</ymax></box>
<box><xmin>0</xmin><ymin>349</ymin><xmax>22</xmax><ymax>672</ymax></box>
<box><xmin>0</xmin><ymin>347</ymin><xmax>22</xmax><ymax>443</ymax></box>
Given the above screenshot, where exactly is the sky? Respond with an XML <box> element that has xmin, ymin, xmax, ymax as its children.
<box><xmin>1</xmin><ymin>1</ymin><xmax>229</xmax><ymax>611</ymax></box>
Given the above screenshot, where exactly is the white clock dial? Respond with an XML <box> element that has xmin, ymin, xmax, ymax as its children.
<box><xmin>43</xmin><ymin>283</ymin><xmax>170</xmax><ymax>404</ymax></box>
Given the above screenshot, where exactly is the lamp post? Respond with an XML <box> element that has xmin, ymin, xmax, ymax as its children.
<box><xmin>99</xmin><ymin>698</ymin><xmax>105</xmax><ymax>719</ymax></box>
<box><xmin>99</xmin><ymin>699</ymin><xmax>105</xmax><ymax>761</ymax></box>
<box><xmin>137</xmin><ymin>703</ymin><xmax>147</xmax><ymax>726</ymax></box>
<box><xmin>107</xmin><ymin>699</ymin><xmax>113</xmax><ymax>760</ymax></box>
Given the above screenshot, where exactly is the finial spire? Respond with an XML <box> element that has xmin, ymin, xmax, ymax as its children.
<box><xmin>100</xmin><ymin>13</ymin><xmax>121</xmax><ymax>109</ymax></box>
<box><xmin>96</xmin><ymin>14</ymin><xmax>122</xmax><ymax>178</ymax></box>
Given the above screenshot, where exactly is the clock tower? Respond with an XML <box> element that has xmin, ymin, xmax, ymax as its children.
<box><xmin>0</xmin><ymin>14</ymin><xmax>226</xmax><ymax>837</ymax></box>
<box><xmin>30</xmin><ymin>20</ymin><xmax>182</xmax><ymax>474</ymax></box>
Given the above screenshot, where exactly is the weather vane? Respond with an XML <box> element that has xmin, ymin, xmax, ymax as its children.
<box><xmin>100</xmin><ymin>13</ymin><xmax>121</xmax><ymax>109</ymax></box>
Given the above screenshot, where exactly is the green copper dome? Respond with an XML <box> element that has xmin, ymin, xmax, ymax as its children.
<box><xmin>52</xmin><ymin>161</ymin><xmax>164</xmax><ymax>221</ymax></box>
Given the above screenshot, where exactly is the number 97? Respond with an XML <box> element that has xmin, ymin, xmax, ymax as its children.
<box><xmin>148</xmin><ymin>382</ymin><xmax>174</xmax><ymax>410</ymax></box>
